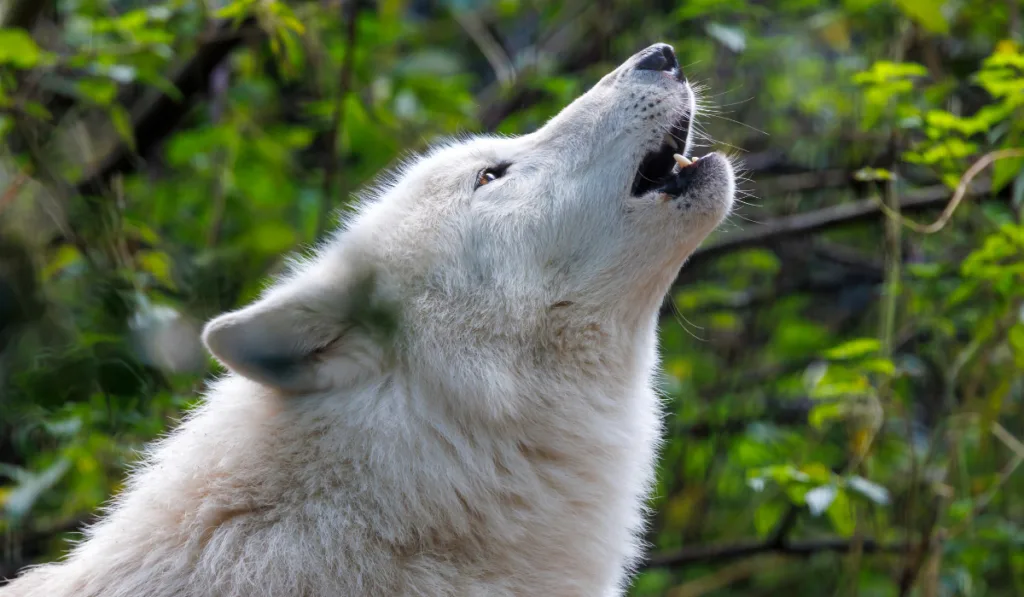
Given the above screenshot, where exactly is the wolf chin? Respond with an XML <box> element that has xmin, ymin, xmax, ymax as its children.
<box><xmin>2</xmin><ymin>43</ymin><xmax>734</xmax><ymax>597</ymax></box>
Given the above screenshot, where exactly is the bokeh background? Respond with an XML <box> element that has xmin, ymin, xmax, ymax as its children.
<box><xmin>1</xmin><ymin>0</ymin><xmax>1022</xmax><ymax>595</ymax></box>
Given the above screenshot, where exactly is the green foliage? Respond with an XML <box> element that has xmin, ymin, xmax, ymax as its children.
<box><xmin>894</xmin><ymin>0</ymin><xmax>948</xmax><ymax>34</ymax></box>
<box><xmin>1</xmin><ymin>0</ymin><xmax>1023</xmax><ymax>595</ymax></box>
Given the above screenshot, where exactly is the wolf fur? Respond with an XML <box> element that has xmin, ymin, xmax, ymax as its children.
<box><xmin>2</xmin><ymin>43</ymin><xmax>735</xmax><ymax>597</ymax></box>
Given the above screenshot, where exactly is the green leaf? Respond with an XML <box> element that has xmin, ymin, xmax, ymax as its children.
<box><xmin>0</xmin><ymin>28</ymin><xmax>51</xmax><ymax>68</ymax></box>
<box><xmin>754</xmin><ymin>500</ymin><xmax>787</xmax><ymax>538</ymax></box>
<box><xmin>853</xmin><ymin>60</ymin><xmax>928</xmax><ymax>85</ymax></box>
<box><xmin>109</xmin><ymin>105</ymin><xmax>135</xmax><ymax>151</ymax></box>
<box><xmin>925</xmin><ymin>109</ymin><xmax>984</xmax><ymax>135</ymax></box>
<box><xmin>136</xmin><ymin>250</ymin><xmax>175</xmax><ymax>288</ymax></box>
<box><xmin>76</xmin><ymin>79</ymin><xmax>118</xmax><ymax>105</ymax></box>
<box><xmin>738</xmin><ymin>248</ymin><xmax>782</xmax><ymax>274</ymax></box>
<box><xmin>248</xmin><ymin>222</ymin><xmax>297</xmax><ymax>254</ymax></box>
<box><xmin>810</xmin><ymin>401</ymin><xmax>847</xmax><ymax>429</ymax></box>
<box><xmin>853</xmin><ymin>167</ymin><xmax>895</xmax><ymax>181</ymax></box>
<box><xmin>784</xmin><ymin>483</ymin><xmax>810</xmax><ymax>506</ymax></box>
<box><xmin>215</xmin><ymin>0</ymin><xmax>258</xmax><ymax>20</ymax></box>
<box><xmin>812</xmin><ymin>376</ymin><xmax>873</xmax><ymax>399</ymax></box>
<box><xmin>770</xmin><ymin>320</ymin><xmax>831</xmax><ymax>358</ymax></box>
<box><xmin>894</xmin><ymin>0</ymin><xmax>949</xmax><ymax>34</ymax></box>
<box><xmin>21</xmin><ymin>101</ymin><xmax>52</xmax><ymax>121</ymax></box>
<box><xmin>991</xmin><ymin>152</ymin><xmax>1024</xmax><ymax>193</ymax></box>
<box><xmin>1009</xmin><ymin>324</ymin><xmax>1024</xmax><ymax>367</ymax></box>
<box><xmin>904</xmin><ymin>138</ymin><xmax>979</xmax><ymax>165</ymax></box>
<box><xmin>858</xmin><ymin>358</ymin><xmax>896</xmax><ymax>376</ymax></box>
<box><xmin>826</xmin><ymin>489</ymin><xmax>856</xmax><ymax>537</ymax></box>
<box><xmin>630</xmin><ymin>569</ymin><xmax>674</xmax><ymax>596</ymax></box>
<box><xmin>907</xmin><ymin>263</ymin><xmax>943</xmax><ymax>278</ymax></box>
<box><xmin>823</xmin><ymin>338</ymin><xmax>881</xmax><ymax>360</ymax></box>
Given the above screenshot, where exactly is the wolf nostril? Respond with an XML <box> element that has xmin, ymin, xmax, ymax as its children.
<box><xmin>635</xmin><ymin>43</ymin><xmax>678</xmax><ymax>73</ymax></box>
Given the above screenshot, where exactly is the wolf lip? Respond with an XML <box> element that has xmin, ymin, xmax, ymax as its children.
<box><xmin>656</xmin><ymin>156</ymin><xmax>706</xmax><ymax>198</ymax></box>
<box><xmin>630</xmin><ymin>111</ymin><xmax>693</xmax><ymax>197</ymax></box>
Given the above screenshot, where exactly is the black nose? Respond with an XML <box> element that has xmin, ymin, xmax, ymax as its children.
<box><xmin>635</xmin><ymin>43</ymin><xmax>678</xmax><ymax>72</ymax></box>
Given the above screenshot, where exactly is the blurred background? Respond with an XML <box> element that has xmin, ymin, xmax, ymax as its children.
<box><xmin>0</xmin><ymin>0</ymin><xmax>1022</xmax><ymax>595</ymax></box>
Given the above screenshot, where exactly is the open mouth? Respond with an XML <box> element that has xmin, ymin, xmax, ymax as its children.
<box><xmin>630</xmin><ymin>112</ymin><xmax>693</xmax><ymax>197</ymax></box>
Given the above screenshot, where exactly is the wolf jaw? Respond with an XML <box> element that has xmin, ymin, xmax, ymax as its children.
<box><xmin>626</xmin><ymin>42</ymin><xmax>698</xmax><ymax>199</ymax></box>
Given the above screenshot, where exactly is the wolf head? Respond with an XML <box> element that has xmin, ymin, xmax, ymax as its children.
<box><xmin>202</xmin><ymin>43</ymin><xmax>735</xmax><ymax>411</ymax></box>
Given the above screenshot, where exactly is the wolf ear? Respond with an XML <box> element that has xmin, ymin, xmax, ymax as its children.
<box><xmin>201</xmin><ymin>270</ymin><xmax>392</xmax><ymax>393</ymax></box>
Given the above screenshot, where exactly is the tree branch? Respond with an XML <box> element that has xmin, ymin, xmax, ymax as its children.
<box><xmin>74</xmin><ymin>18</ymin><xmax>261</xmax><ymax>198</ymax></box>
<box><xmin>685</xmin><ymin>180</ymin><xmax>992</xmax><ymax>268</ymax></box>
<box><xmin>753</xmin><ymin>168</ymin><xmax>851</xmax><ymax>196</ymax></box>
<box><xmin>0</xmin><ymin>0</ymin><xmax>49</xmax><ymax>29</ymax></box>
<box><xmin>641</xmin><ymin>537</ymin><xmax>908</xmax><ymax>570</ymax></box>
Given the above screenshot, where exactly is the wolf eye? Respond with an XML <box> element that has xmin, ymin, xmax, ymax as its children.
<box><xmin>474</xmin><ymin>163</ymin><xmax>510</xmax><ymax>190</ymax></box>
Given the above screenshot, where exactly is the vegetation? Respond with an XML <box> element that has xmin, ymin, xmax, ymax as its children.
<box><xmin>1</xmin><ymin>0</ymin><xmax>1022</xmax><ymax>594</ymax></box>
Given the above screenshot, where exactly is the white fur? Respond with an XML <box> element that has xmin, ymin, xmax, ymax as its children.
<box><xmin>2</xmin><ymin>44</ymin><xmax>734</xmax><ymax>597</ymax></box>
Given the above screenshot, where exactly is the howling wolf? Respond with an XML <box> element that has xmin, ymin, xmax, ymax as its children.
<box><xmin>2</xmin><ymin>42</ymin><xmax>734</xmax><ymax>597</ymax></box>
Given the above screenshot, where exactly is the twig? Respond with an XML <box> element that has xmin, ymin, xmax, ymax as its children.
<box><xmin>0</xmin><ymin>171</ymin><xmax>30</xmax><ymax>215</ymax></box>
<box><xmin>316</xmin><ymin>0</ymin><xmax>359</xmax><ymax>239</ymax></box>
<box><xmin>452</xmin><ymin>9</ymin><xmax>515</xmax><ymax>88</ymax></box>
<box><xmin>475</xmin><ymin>1</ymin><xmax>599</xmax><ymax>131</ymax></box>
<box><xmin>879</xmin><ymin>177</ymin><xmax>902</xmax><ymax>366</ymax></box>
<box><xmin>873</xmin><ymin>149</ymin><xmax>1024</xmax><ymax>234</ymax></box>
<box><xmin>945</xmin><ymin>422</ymin><xmax>1024</xmax><ymax>538</ymax></box>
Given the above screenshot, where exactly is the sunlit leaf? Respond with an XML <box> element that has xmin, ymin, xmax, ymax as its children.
<box><xmin>41</xmin><ymin>245</ymin><xmax>84</xmax><ymax>281</ymax></box>
<box><xmin>894</xmin><ymin>0</ymin><xmax>948</xmax><ymax>34</ymax></box>
<box><xmin>853</xmin><ymin>167</ymin><xmax>895</xmax><ymax>181</ymax></box>
<box><xmin>705</xmin><ymin>22</ymin><xmax>746</xmax><ymax>53</ymax></box>
<box><xmin>0</xmin><ymin>28</ymin><xmax>53</xmax><ymax>68</ymax></box>
<box><xmin>847</xmin><ymin>476</ymin><xmax>890</xmax><ymax>505</ymax></box>
<box><xmin>810</xmin><ymin>401</ymin><xmax>847</xmax><ymax>429</ymax></box>
<box><xmin>823</xmin><ymin>338</ymin><xmax>881</xmax><ymax>360</ymax></box>
<box><xmin>2</xmin><ymin>459</ymin><xmax>71</xmax><ymax>520</ymax></box>
<box><xmin>136</xmin><ymin>250</ymin><xmax>175</xmax><ymax>289</ymax></box>
<box><xmin>805</xmin><ymin>484</ymin><xmax>837</xmax><ymax>515</ymax></box>
<box><xmin>991</xmin><ymin>152</ymin><xmax>1024</xmax><ymax>193</ymax></box>
<box><xmin>858</xmin><ymin>358</ymin><xmax>896</xmax><ymax>376</ymax></box>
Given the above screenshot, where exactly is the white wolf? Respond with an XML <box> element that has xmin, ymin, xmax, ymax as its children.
<box><xmin>2</xmin><ymin>43</ymin><xmax>734</xmax><ymax>597</ymax></box>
